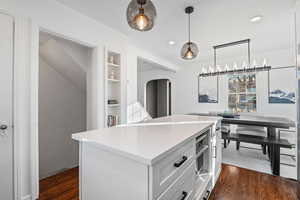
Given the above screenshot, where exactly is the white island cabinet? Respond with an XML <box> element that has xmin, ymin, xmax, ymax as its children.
<box><xmin>72</xmin><ymin>115</ymin><xmax>222</xmax><ymax>200</ymax></box>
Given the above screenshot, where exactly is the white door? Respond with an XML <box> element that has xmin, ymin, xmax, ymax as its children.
<box><xmin>0</xmin><ymin>13</ymin><xmax>14</xmax><ymax>200</ymax></box>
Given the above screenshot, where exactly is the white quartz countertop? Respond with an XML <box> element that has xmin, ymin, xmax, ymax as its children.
<box><xmin>143</xmin><ymin>115</ymin><xmax>221</xmax><ymax>125</ymax></box>
<box><xmin>72</xmin><ymin>115</ymin><xmax>219</xmax><ymax>165</ymax></box>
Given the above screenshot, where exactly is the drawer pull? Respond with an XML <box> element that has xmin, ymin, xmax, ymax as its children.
<box><xmin>203</xmin><ymin>190</ymin><xmax>210</xmax><ymax>200</ymax></box>
<box><xmin>180</xmin><ymin>191</ymin><xmax>188</xmax><ymax>200</ymax></box>
<box><xmin>174</xmin><ymin>156</ymin><xmax>188</xmax><ymax>168</ymax></box>
<box><xmin>213</xmin><ymin>146</ymin><xmax>217</xmax><ymax>158</ymax></box>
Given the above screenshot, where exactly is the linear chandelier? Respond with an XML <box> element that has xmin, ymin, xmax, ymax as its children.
<box><xmin>199</xmin><ymin>39</ymin><xmax>272</xmax><ymax>77</ymax></box>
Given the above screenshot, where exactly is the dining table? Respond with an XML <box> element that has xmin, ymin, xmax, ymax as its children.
<box><xmin>189</xmin><ymin>113</ymin><xmax>296</xmax><ymax>176</ymax></box>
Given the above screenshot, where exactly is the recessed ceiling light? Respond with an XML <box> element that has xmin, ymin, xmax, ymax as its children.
<box><xmin>250</xmin><ymin>15</ymin><xmax>263</xmax><ymax>23</ymax></box>
<box><xmin>168</xmin><ymin>41</ymin><xmax>176</xmax><ymax>45</ymax></box>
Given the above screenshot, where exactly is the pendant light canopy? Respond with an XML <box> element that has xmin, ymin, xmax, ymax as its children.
<box><xmin>127</xmin><ymin>0</ymin><xmax>157</xmax><ymax>31</ymax></box>
<box><xmin>181</xmin><ymin>6</ymin><xmax>199</xmax><ymax>60</ymax></box>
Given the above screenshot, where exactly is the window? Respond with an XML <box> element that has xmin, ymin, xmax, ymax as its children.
<box><xmin>228</xmin><ymin>74</ymin><xmax>256</xmax><ymax>112</ymax></box>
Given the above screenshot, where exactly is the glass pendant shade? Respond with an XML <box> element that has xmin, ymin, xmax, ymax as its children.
<box><xmin>127</xmin><ymin>0</ymin><xmax>157</xmax><ymax>31</ymax></box>
<box><xmin>181</xmin><ymin>42</ymin><xmax>199</xmax><ymax>60</ymax></box>
<box><xmin>181</xmin><ymin>6</ymin><xmax>199</xmax><ymax>60</ymax></box>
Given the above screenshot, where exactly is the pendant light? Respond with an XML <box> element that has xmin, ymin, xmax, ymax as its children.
<box><xmin>127</xmin><ymin>0</ymin><xmax>157</xmax><ymax>31</ymax></box>
<box><xmin>181</xmin><ymin>6</ymin><xmax>199</xmax><ymax>60</ymax></box>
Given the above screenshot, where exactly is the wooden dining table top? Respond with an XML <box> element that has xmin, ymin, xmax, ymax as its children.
<box><xmin>189</xmin><ymin>113</ymin><xmax>296</xmax><ymax>129</ymax></box>
<box><xmin>221</xmin><ymin>114</ymin><xmax>295</xmax><ymax>129</ymax></box>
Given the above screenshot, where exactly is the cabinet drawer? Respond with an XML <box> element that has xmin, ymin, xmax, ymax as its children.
<box><xmin>152</xmin><ymin>139</ymin><xmax>194</xmax><ymax>198</ymax></box>
<box><xmin>157</xmin><ymin>162</ymin><xmax>195</xmax><ymax>200</ymax></box>
<box><xmin>199</xmin><ymin>181</ymin><xmax>212</xmax><ymax>200</ymax></box>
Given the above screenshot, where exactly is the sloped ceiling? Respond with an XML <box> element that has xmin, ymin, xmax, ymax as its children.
<box><xmin>39</xmin><ymin>32</ymin><xmax>91</xmax><ymax>92</ymax></box>
<box><xmin>138</xmin><ymin>58</ymin><xmax>177</xmax><ymax>72</ymax></box>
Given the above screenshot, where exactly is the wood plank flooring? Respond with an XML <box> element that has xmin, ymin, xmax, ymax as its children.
<box><xmin>210</xmin><ymin>164</ymin><xmax>300</xmax><ymax>200</ymax></box>
<box><xmin>39</xmin><ymin>164</ymin><xmax>300</xmax><ymax>200</ymax></box>
<box><xmin>39</xmin><ymin>167</ymin><xmax>79</xmax><ymax>200</ymax></box>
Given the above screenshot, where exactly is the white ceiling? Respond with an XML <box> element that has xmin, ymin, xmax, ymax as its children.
<box><xmin>56</xmin><ymin>0</ymin><xmax>296</xmax><ymax>67</ymax></box>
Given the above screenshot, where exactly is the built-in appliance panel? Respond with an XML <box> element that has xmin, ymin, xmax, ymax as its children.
<box><xmin>193</xmin><ymin>127</ymin><xmax>213</xmax><ymax>200</ymax></box>
<box><xmin>195</xmin><ymin>128</ymin><xmax>211</xmax><ymax>175</ymax></box>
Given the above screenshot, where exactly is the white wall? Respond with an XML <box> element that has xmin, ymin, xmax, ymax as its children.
<box><xmin>138</xmin><ymin>48</ymin><xmax>297</xmax><ymax>120</ymax></box>
<box><xmin>127</xmin><ymin>45</ymin><xmax>179</xmax><ymax>105</ymax></box>
<box><xmin>138</xmin><ymin>49</ymin><xmax>298</xmax><ymax>174</ymax></box>
<box><xmin>0</xmin><ymin>1</ymin><xmax>179</xmax><ymax>199</ymax></box>
<box><xmin>296</xmin><ymin>0</ymin><xmax>300</xmax><ymax>181</ymax></box>
<box><xmin>39</xmin><ymin>58</ymin><xmax>86</xmax><ymax>179</ymax></box>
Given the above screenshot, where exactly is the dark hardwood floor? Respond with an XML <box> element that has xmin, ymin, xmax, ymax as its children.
<box><xmin>39</xmin><ymin>167</ymin><xmax>79</xmax><ymax>200</ymax></box>
<box><xmin>39</xmin><ymin>164</ymin><xmax>300</xmax><ymax>200</ymax></box>
<box><xmin>210</xmin><ymin>164</ymin><xmax>300</xmax><ymax>200</ymax></box>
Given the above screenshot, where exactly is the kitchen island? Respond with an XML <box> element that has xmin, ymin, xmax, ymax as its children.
<box><xmin>72</xmin><ymin>115</ymin><xmax>222</xmax><ymax>200</ymax></box>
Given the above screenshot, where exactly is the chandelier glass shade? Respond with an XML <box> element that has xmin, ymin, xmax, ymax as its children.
<box><xmin>181</xmin><ymin>42</ymin><xmax>199</xmax><ymax>60</ymax></box>
<box><xmin>127</xmin><ymin>0</ymin><xmax>157</xmax><ymax>31</ymax></box>
<box><xmin>181</xmin><ymin>6</ymin><xmax>199</xmax><ymax>60</ymax></box>
<box><xmin>198</xmin><ymin>39</ymin><xmax>272</xmax><ymax>77</ymax></box>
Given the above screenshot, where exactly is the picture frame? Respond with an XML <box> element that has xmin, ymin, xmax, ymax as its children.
<box><xmin>198</xmin><ymin>76</ymin><xmax>219</xmax><ymax>103</ymax></box>
<box><xmin>268</xmin><ymin>67</ymin><xmax>296</xmax><ymax>104</ymax></box>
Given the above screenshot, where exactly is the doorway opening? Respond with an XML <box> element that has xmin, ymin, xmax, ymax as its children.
<box><xmin>137</xmin><ymin>57</ymin><xmax>175</xmax><ymax>119</ymax></box>
<box><xmin>38</xmin><ymin>31</ymin><xmax>92</xmax><ymax>188</ymax></box>
<box><xmin>145</xmin><ymin>79</ymin><xmax>172</xmax><ymax>118</ymax></box>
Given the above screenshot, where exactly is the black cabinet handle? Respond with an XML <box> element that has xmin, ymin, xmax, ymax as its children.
<box><xmin>180</xmin><ymin>191</ymin><xmax>188</xmax><ymax>200</ymax></box>
<box><xmin>174</xmin><ymin>156</ymin><xmax>188</xmax><ymax>168</ymax></box>
<box><xmin>0</xmin><ymin>125</ymin><xmax>8</xmax><ymax>130</ymax></box>
<box><xmin>203</xmin><ymin>190</ymin><xmax>211</xmax><ymax>200</ymax></box>
<box><xmin>213</xmin><ymin>146</ymin><xmax>217</xmax><ymax>158</ymax></box>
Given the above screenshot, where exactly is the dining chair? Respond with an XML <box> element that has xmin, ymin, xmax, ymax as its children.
<box><xmin>235</xmin><ymin>124</ymin><xmax>267</xmax><ymax>154</ymax></box>
<box><xmin>278</xmin><ymin>128</ymin><xmax>296</xmax><ymax>165</ymax></box>
<box><xmin>235</xmin><ymin>112</ymin><xmax>267</xmax><ymax>154</ymax></box>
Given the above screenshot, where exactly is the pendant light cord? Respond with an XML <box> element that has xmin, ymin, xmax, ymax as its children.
<box><xmin>138</xmin><ymin>0</ymin><xmax>145</xmax><ymax>9</ymax></box>
<box><xmin>188</xmin><ymin>13</ymin><xmax>191</xmax><ymax>43</ymax></box>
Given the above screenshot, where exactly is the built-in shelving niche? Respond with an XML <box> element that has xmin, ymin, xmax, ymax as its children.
<box><xmin>105</xmin><ymin>50</ymin><xmax>122</xmax><ymax>127</ymax></box>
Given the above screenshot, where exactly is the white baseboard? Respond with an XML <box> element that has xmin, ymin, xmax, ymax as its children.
<box><xmin>40</xmin><ymin>164</ymin><xmax>79</xmax><ymax>180</ymax></box>
<box><xmin>21</xmin><ymin>195</ymin><xmax>32</xmax><ymax>200</ymax></box>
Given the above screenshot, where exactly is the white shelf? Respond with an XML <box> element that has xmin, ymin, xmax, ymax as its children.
<box><xmin>107</xmin><ymin>79</ymin><xmax>120</xmax><ymax>82</ymax></box>
<box><xmin>105</xmin><ymin>50</ymin><xmax>122</xmax><ymax>128</ymax></box>
<box><xmin>107</xmin><ymin>104</ymin><xmax>120</xmax><ymax>108</ymax></box>
<box><xmin>108</xmin><ymin>63</ymin><xmax>120</xmax><ymax>68</ymax></box>
<box><xmin>196</xmin><ymin>145</ymin><xmax>209</xmax><ymax>158</ymax></box>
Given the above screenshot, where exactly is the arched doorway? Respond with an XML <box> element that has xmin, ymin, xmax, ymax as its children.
<box><xmin>145</xmin><ymin>79</ymin><xmax>171</xmax><ymax>118</ymax></box>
